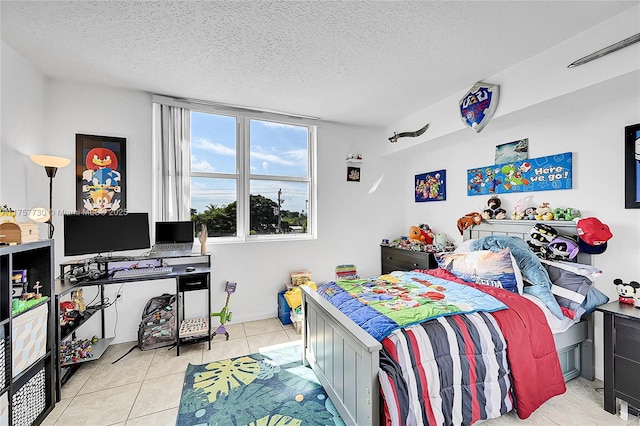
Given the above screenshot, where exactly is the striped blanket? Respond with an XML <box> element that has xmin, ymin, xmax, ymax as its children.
<box><xmin>379</xmin><ymin>312</ymin><xmax>513</xmax><ymax>426</ymax></box>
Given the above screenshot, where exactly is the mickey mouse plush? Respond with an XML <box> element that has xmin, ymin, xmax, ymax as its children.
<box><xmin>614</xmin><ymin>278</ymin><xmax>640</xmax><ymax>305</ymax></box>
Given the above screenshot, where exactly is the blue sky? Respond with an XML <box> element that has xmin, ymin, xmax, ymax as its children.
<box><xmin>190</xmin><ymin>112</ymin><xmax>309</xmax><ymax>214</ymax></box>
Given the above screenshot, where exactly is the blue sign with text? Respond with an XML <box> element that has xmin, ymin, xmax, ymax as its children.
<box><xmin>467</xmin><ymin>152</ymin><xmax>572</xmax><ymax>196</ymax></box>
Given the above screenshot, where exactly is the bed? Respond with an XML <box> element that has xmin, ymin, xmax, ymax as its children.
<box><xmin>301</xmin><ymin>220</ymin><xmax>599</xmax><ymax>426</ymax></box>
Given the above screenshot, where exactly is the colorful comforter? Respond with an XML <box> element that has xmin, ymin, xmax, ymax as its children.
<box><xmin>316</xmin><ymin>271</ymin><xmax>507</xmax><ymax>341</ymax></box>
<box><xmin>319</xmin><ymin>269</ymin><xmax>566</xmax><ymax>425</ymax></box>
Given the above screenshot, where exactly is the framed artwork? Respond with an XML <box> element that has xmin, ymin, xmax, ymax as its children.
<box><xmin>347</xmin><ymin>166</ymin><xmax>360</xmax><ymax>182</ymax></box>
<box><xmin>495</xmin><ymin>138</ymin><xmax>528</xmax><ymax>164</ymax></box>
<box><xmin>415</xmin><ymin>170</ymin><xmax>446</xmax><ymax>202</ymax></box>
<box><xmin>76</xmin><ymin>134</ymin><xmax>126</xmax><ymax>214</ymax></box>
<box><xmin>625</xmin><ymin>123</ymin><xmax>640</xmax><ymax>209</ymax></box>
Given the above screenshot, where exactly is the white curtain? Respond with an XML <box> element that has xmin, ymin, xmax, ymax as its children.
<box><xmin>152</xmin><ymin>102</ymin><xmax>190</xmax><ymax>221</ymax></box>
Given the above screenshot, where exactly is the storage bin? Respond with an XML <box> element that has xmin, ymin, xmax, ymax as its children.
<box><xmin>12</xmin><ymin>303</ymin><xmax>48</xmax><ymax>378</ymax></box>
<box><xmin>278</xmin><ymin>291</ymin><xmax>292</xmax><ymax>325</ymax></box>
<box><xmin>12</xmin><ymin>367</ymin><xmax>46</xmax><ymax>426</ymax></box>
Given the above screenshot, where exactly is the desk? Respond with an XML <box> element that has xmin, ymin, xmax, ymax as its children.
<box><xmin>596</xmin><ymin>301</ymin><xmax>640</xmax><ymax>419</ymax></box>
<box><xmin>55</xmin><ymin>254</ymin><xmax>211</xmax><ymax>401</ymax></box>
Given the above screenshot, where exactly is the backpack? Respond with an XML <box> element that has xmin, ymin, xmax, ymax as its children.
<box><xmin>137</xmin><ymin>293</ymin><xmax>177</xmax><ymax>350</ymax></box>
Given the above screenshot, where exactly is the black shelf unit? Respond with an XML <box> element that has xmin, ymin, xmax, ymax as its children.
<box><xmin>0</xmin><ymin>240</ymin><xmax>56</xmax><ymax>426</ymax></box>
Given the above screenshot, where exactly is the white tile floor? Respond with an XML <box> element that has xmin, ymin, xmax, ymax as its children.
<box><xmin>42</xmin><ymin>318</ymin><xmax>638</xmax><ymax>426</ymax></box>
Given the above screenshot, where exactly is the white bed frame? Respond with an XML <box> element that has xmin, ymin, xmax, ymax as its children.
<box><xmin>301</xmin><ymin>220</ymin><xmax>594</xmax><ymax>426</ymax></box>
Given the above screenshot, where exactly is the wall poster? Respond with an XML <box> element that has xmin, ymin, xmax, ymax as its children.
<box><xmin>495</xmin><ymin>138</ymin><xmax>528</xmax><ymax>164</ymax></box>
<box><xmin>415</xmin><ymin>169</ymin><xmax>446</xmax><ymax>202</ymax></box>
<box><xmin>467</xmin><ymin>152</ymin><xmax>572</xmax><ymax>196</ymax></box>
<box><xmin>625</xmin><ymin>123</ymin><xmax>640</xmax><ymax>208</ymax></box>
<box><xmin>76</xmin><ymin>134</ymin><xmax>126</xmax><ymax>214</ymax></box>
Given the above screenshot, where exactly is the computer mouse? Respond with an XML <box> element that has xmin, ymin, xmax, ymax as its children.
<box><xmin>186</xmin><ymin>266</ymin><xmax>196</xmax><ymax>272</ymax></box>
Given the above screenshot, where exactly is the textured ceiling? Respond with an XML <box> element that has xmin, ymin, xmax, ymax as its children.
<box><xmin>1</xmin><ymin>1</ymin><xmax>636</xmax><ymax>127</ymax></box>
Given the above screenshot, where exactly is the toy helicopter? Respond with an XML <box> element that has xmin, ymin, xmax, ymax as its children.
<box><xmin>211</xmin><ymin>281</ymin><xmax>236</xmax><ymax>340</ymax></box>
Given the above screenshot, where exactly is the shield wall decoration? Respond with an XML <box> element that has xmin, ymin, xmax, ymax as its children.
<box><xmin>459</xmin><ymin>82</ymin><xmax>500</xmax><ymax>133</ymax></box>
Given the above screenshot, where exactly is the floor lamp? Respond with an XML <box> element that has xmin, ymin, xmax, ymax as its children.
<box><xmin>30</xmin><ymin>154</ymin><xmax>71</xmax><ymax>239</ymax></box>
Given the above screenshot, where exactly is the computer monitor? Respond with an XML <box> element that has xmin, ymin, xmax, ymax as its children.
<box><xmin>63</xmin><ymin>213</ymin><xmax>151</xmax><ymax>257</ymax></box>
<box><xmin>154</xmin><ymin>221</ymin><xmax>194</xmax><ymax>243</ymax></box>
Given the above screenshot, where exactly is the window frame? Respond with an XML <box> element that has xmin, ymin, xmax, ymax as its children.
<box><xmin>189</xmin><ymin>104</ymin><xmax>317</xmax><ymax>243</ymax></box>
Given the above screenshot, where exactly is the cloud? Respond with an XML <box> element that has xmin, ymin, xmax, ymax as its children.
<box><xmin>192</xmin><ymin>137</ymin><xmax>235</xmax><ymax>156</ymax></box>
<box><xmin>262</xmin><ymin>161</ymin><xmax>269</xmax><ymax>172</ymax></box>
<box><xmin>191</xmin><ymin>157</ymin><xmax>215</xmax><ymax>173</ymax></box>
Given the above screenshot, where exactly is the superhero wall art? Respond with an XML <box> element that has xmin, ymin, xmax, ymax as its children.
<box><xmin>75</xmin><ymin>134</ymin><xmax>126</xmax><ymax>213</ymax></box>
<box><xmin>467</xmin><ymin>152</ymin><xmax>572</xmax><ymax>196</ymax></box>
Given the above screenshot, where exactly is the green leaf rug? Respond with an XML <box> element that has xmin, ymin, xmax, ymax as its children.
<box><xmin>176</xmin><ymin>343</ymin><xmax>345</xmax><ymax>426</ymax></box>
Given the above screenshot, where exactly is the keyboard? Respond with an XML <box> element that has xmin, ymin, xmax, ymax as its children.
<box><xmin>112</xmin><ymin>266</ymin><xmax>173</xmax><ymax>279</ymax></box>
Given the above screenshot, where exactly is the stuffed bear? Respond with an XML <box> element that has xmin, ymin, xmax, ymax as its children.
<box><xmin>614</xmin><ymin>278</ymin><xmax>640</xmax><ymax>305</ymax></box>
<box><xmin>481</xmin><ymin>196</ymin><xmax>507</xmax><ymax>220</ymax></box>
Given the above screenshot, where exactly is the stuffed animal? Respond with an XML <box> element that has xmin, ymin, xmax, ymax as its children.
<box><xmin>481</xmin><ymin>196</ymin><xmax>507</xmax><ymax>220</ymax></box>
<box><xmin>554</xmin><ymin>208</ymin><xmax>581</xmax><ymax>221</ymax></box>
<box><xmin>72</xmin><ymin>288</ymin><xmax>86</xmax><ymax>313</ymax></box>
<box><xmin>614</xmin><ymin>278</ymin><xmax>640</xmax><ymax>305</ymax></box>
<box><xmin>419</xmin><ymin>224</ymin><xmax>434</xmax><ymax>244</ymax></box>
<box><xmin>511</xmin><ymin>195</ymin><xmax>533</xmax><ymax>220</ymax></box>
<box><xmin>409</xmin><ymin>224</ymin><xmax>434</xmax><ymax>244</ymax></box>
<box><xmin>527</xmin><ymin>223</ymin><xmax>558</xmax><ymax>256</ymax></box>
<box><xmin>534</xmin><ymin>202</ymin><xmax>554</xmax><ymax>220</ymax></box>
<box><xmin>523</xmin><ymin>207</ymin><xmax>537</xmax><ymax>220</ymax></box>
<box><xmin>456</xmin><ymin>212</ymin><xmax>482</xmax><ymax>235</ymax></box>
<box><xmin>540</xmin><ymin>236</ymin><xmax>579</xmax><ymax>260</ymax></box>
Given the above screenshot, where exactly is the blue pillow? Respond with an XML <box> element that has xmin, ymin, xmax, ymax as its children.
<box><xmin>581</xmin><ymin>286</ymin><xmax>610</xmax><ymax>314</ymax></box>
<box><xmin>470</xmin><ymin>235</ymin><xmax>564</xmax><ymax>319</ymax></box>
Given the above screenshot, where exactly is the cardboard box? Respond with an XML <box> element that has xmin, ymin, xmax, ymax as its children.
<box><xmin>290</xmin><ymin>270</ymin><xmax>311</xmax><ymax>286</ymax></box>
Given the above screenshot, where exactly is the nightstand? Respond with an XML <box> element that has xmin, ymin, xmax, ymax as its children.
<box><xmin>596</xmin><ymin>301</ymin><xmax>640</xmax><ymax>420</ymax></box>
<box><xmin>380</xmin><ymin>245</ymin><xmax>437</xmax><ymax>274</ymax></box>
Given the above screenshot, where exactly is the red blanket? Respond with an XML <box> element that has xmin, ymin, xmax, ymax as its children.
<box><xmin>422</xmin><ymin>269</ymin><xmax>566</xmax><ymax>419</ymax></box>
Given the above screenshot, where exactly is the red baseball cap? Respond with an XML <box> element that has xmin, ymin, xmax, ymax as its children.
<box><xmin>576</xmin><ymin>217</ymin><xmax>612</xmax><ymax>246</ymax></box>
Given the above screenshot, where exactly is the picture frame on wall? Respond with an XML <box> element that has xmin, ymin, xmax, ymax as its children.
<box><xmin>415</xmin><ymin>169</ymin><xmax>446</xmax><ymax>202</ymax></box>
<box><xmin>76</xmin><ymin>134</ymin><xmax>126</xmax><ymax>214</ymax></box>
<box><xmin>347</xmin><ymin>166</ymin><xmax>360</xmax><ymax>182</ymax></box>
<box><xmin>625</xmin><ymin>123</ymin><xmax>640</xmax><ymax>209</ymax></box>
<box><xmin>495</xmin><ymin>138</ymin><xmax>528</xmax><ymax>164</ymax></box>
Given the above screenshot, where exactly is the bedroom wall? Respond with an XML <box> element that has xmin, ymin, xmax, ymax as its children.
<box><xmin>1</xmin><ymin>44</ymin><xmax>402</xmax><ymax>343</ymax></box>
<box><xmin>0</xmin><ymin>41</ymin><xmax>48</xmax><ymax>218</ymax></box>
<box><xmin>383</xmin><ymin>7</ymin><xmax>640</xmax><ymax>381</ymax></box>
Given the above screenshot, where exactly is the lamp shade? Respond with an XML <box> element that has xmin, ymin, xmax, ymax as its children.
<box><xmin>30</xmin><ymin>155</ymin><xmax>71</xmax><ymax>168</ymax></box>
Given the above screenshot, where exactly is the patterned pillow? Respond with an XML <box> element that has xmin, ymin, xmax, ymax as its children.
<box><xmin>436</xmin><ymin>248</ymin><xmax>520</xmax><ymax>293</ymax></box>
<box><xmin>470</xmin><ymin>235</ymin><xmax>564</xmax><ymax>319</ymax></box>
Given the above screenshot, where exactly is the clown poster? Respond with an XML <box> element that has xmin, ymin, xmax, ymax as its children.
<box><xmin>467</xmin><ymin>152</ymin><xmax>572</xmax><ymax>196</ymax></box>
<box><xmin>75</xmin><ymin>134</ymin><xmax>126</xmax><ymax>214</ymax></box>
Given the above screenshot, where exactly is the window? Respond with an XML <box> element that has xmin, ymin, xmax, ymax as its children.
<box><xmin>189</xmin><ymin>109</ymin><xmax>315</xmax><ymax>240</ymax></box>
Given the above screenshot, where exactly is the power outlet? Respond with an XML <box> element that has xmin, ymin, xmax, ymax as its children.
<box><xmin>116</xmin><ymin>290</ymin><xmax>124</xmax><ymax>303</ymax></box>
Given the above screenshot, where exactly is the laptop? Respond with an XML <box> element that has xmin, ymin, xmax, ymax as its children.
<box><xmin>150</xmin><ymin>221</ymin><xmax>194</xmax><ymax>257</ymax></box>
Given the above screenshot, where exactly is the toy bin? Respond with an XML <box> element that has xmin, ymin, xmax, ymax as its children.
<box><xmin>12</xmin><ymin>303</ymin><xmax>48</xmax><ymax>378</ymax></box>
<box><xmin>277</xmin><ymin>291</ymin><xmax>292</xmax><ymax>325</ymax></box>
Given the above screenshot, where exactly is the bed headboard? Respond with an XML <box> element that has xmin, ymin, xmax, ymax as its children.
<box><xmin>464</xmin><ymin>219</ymin><xmax>592</xmax><ymax>265</ymax></box>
